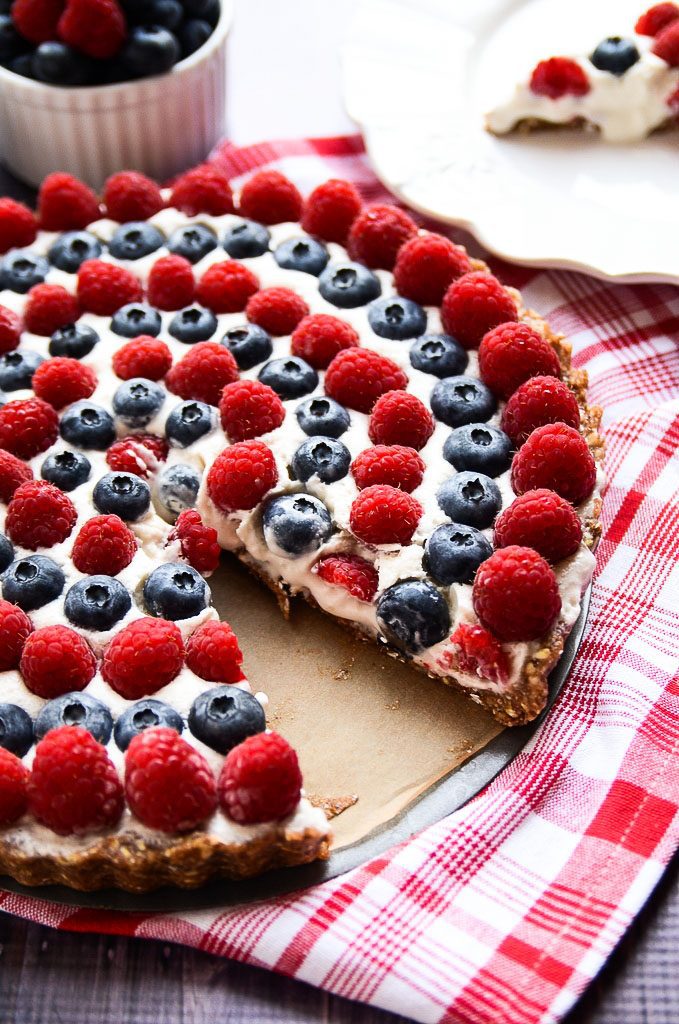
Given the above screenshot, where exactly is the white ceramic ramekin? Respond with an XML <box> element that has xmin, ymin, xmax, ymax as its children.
<box><xmin>0</xmin><ymin>0</ymin><xmax>233</xmax><ymax>189</ymax></box>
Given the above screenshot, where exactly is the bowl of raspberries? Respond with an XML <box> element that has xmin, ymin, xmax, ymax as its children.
<box><xmin>0</xmin><ymin>0</ymin><xmax>231</xmax><ymax>187</ymax></box>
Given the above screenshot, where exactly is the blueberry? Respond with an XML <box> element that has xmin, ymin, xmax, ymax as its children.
<box><xmin>48</xmin><ymin>231</ymin><xmax>102</xmax><ymax>273</ymax></box>
<box><xmin>65</xmin><ymin>575</ymin><xmax>131</xmax><ymax>631</ymax></box>
<box><xmin>0</xmin><ymin>533</ymin><xmax>13</xmax><ymax>574</ymax></box>
<box><xmin>291</xmin><ymin>437</ymin><xmax>350</xmax><ymax>484</ymax></box>
<box><xmin>368</xmin><ymin>296</ymin><xmax>427</xmax><ymax>340</ymax></box>
<box><xmin>49</xmin><ymin>322</ymin><xmax>99</xmax><ymax>359</ymax></box>
<box><xmin>0</xmin><ymin>14</ymin><xmax>27</xmax><ymax>63</ymax></box>
<box><xmin>111</xmin><ymin>303</ymin><xmax>161</xmax><ymax>338</ymax></box>
<box><xmin>166</xmin><ymin>224</ymin><xmax>217</xmax><ymax>263</ymax></box>
<box><xmin>60</xmin><ymin>400</ymin><xmax>116</xmax><ymax>450</ymax></box>
<box><xmin>0</xmin><ymin>703</ymin><xmax>33</xmax><ymax>757</ymax></box>
<box><xmin>0</xmin><ymin>349</ymin><xmax>43</xmax><ymax>391</ymax></box>
<box><xmin>591</xmin><ymin>37</ymin><xmax>640</xmax><ymax>76</ymax></box>
<box><xmin>430</xmin><ymin>375</ymin><xmax>496</xmax><ymax>428</ymax></box>
<box><xmin>424</xmin><ymin>523</ymin><xmax>493</xmax><ymax>586</ymax></box>
<box><xmin>436</xmin><ymin>472</ymin><xmax>501</xmax><ymax>529</ymax></box>
<box><xmin>184</xmin><ymin>0</ymin><xmax>219</xmax><ymax>25</ymax></box>
<box><xmin>93</xmin><ymin>472</ymin><xmax>151</xmax><ymax>521</ymax></box>
<box><xmin>112</xmin><ymin>377</ymin><xmax>165</xmax><ymax>429</ymax></box>
<box><xmin>1</xmin><ymin>250</ymin><xmax>48</xmax><ymax>293</ymax></box>
<box><xmin>154</xmin><ymin>463</ymin><xmax>201</xmax><ymax>520</ymax></box>
<box><xmin>275</xmin><ymin>237</ymin><xmax>329</xmax><ymax>276</ymax></box>
<box><xmin>177</xmin><ymin>17</ymin><xmax>213</xmax><ymax>57</ymax></box>
<box><xmin>119</xmin><ymin>25</ymin><xmax>180</xmax><ymax>79</ymax></box>
<box><xmin>222</xmin><ymin>220</ymin><xmax>270</xmax><ymax>259</ymax></box>
<box><xmin>9</xmin><ymin>52</ymin><xmax>34</xmax><ymax>78</ymax></box>
<box><xmin>295</xmin><ymin>396</ymin><xmax>350</xmax><ymax>438</ymax></box>
<box><xmin>258</xmin><ymin>356</ymin><xmax>318</xmax><ymax>400</ymax></box>
<box><xmin>188</xmin><ymin>685</ymin><xmax>265</xmax><ymax>754</ymax></box>
<box><xmin>126</xmin><ymin>0</ymin><xmax>183</xmax><ymax>30</ymax></box>
<box><xmin>35</xmin><ymin>692</ymin><xmax>113</xmax><ymax>745</ymax></box>
<box><xmin>165</xmin><ymin>399</ymin><xmax>216</xmax><ymax>447</ymax></box>
<box><xmin>32</xmin><ymin>41</ymin><xmax>95</xmax><ymax>85</ymax></box>
<box><xmin>2</xmin><ymin>555</ymin><xmax>65</xmax><ymax>611</ymax></box>
<box><xmin>143</xmin><ymin>562</ymin><xmax>210</xmax><ymax>620</ymax></box>
<box><xmin>222</xmin><ymin>323</ymin><xmax>272</xmax><ymax>370</ymax></box>
<box><xmin>262</xmin><ymin>494</ymin><xmax>332</xmax><ymax>558</ymax></box>
<box><xmin>114</xmin><ymin>698</ymin><xmax>183</xmax><ymax>752</ymax></box>
<box><xmin>109</xmin><ymin>221</ymin><xmax>164</xmax><ymax>261</ymax></box>
<box><xmin>443</xmin><ymin>424</ymin><xmax>513</xmax><ymax>478</ymax></box>
<box><xmin>410</xmin><ymin>333</ymin><xmax>468</xmax><ymax>378</ymax></box>
<box><xmin>318</xmin><ymin>261</ymin><xmax>382</xmax><ymax>309</ymax></box>
<box><xmin>41</xmin><ymin>449</ymin><xmax>91</xmax><ymax>491</ymax></box>
<box><xmin>169</xmin><ymin>305</ymin><xmax>217</xmax><ymax>343</ymax></box>
<box><xmin>376</xmin><ymin>579</ymin><xmax>450</xmax><ymax>653</ymax></box>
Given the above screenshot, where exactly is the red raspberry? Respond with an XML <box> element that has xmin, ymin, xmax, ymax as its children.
<box><xmin>58</xmin><ymin>0</ymin><xmax>126</xmax><ymax>58</ymax></box>
<box><xmin>442</xmin><ymin>272</ymin><xmax>518</xmax><ymax>350</ymax></box>
<box><xmin>103</xmin><ymin>170</ymin><xmax>163</xmax><ymax>222</ymax></box>
<box><xmin>0</xmin><ymin>748</ymin><xmax>29</xmax><ymax>828</ymax></box>
<box><xmin>512</xmin><ymin>423</ymin><xmax>596</xmax><ymax>505</ymax></box>
<box><xmin>32</xmin><ymin>356</ymin><xmax>96</xmax><ymax>410</ymax></box>
<box><xmin>28</xmin><ymin>726</ymin><xmax>124</xmax><ymax>836</ymax></box>
<box><xmin>325</xmin><ymin>348</ymin><xmax>408</xmax><ymax>414</ymax></box>
<box><xmin>23</xmin><ymin>283</ymin><xmax>80</xmax><ymax>337</ymax></box>
<box><xmin>351</xmin><ymin>445</ymin><xmax>424</xmax><ymax>493</ymax></box>
<box><xmin>38</xmin><ymin>172</ymin><xmax>100</xmax><ymax>231</ymax></box>
<box><xmin>170</xmin><ymin>509</ymin><xmax>221</xmax><ymax>574</ymax></box>
<box><xmin>166</xmin><ymin>341</ymin><xmax>239</xmax><ymax>407</ymax></box>
<box><xmin>125</xmin><ymin>727</ymin><xmax>217</xmax><ymax>832</ymax></box>
<box><xmin>112</xmin><ymin>335</ymin><xmax>172</xmax><ymax>381</ymax></box>
<box><xmin>0</xmin><ymin>397</ymin><xmax>59</xmax><ymax>459</ymax></box>
<box><xmin>218</xmin><ymin>731</ymin><xmax>301</xmax><ymax>824</ymax></box>
<box><xmin>11</xmin><ymin>0</ymin><xmax>63</xmax><ymax>44</ymax></box>
<box><xmin>314</xmin><ymin>553</ymin><xmax>378</xmax><ymax>603</ymax></box>
<box><xmin>218</xmin><ymin>379</ymin><xmax>285</xmax><ymax>442</ymax></box>
<box><xmin>77</xmin><ymin>259</ymin><xmax>142</xmax><ymax>316</ymax></box>
<box><xmin>6</xmin><ymin>479</ymin><xmax>77</xmax><ymax>549</ymax></box>
<box><xmin>207</xmin><ymin>439</ymin><xmax>277</xmax><ymax>513</ymax></box>
<box><xmin>638</xmin><ymin>2</ymin><xmax>679</xmax><ymax>35</ymax></box>
<box><xmin>21</xmin><ymin>625</ymin><xmax>97</xmax><ymax>698</ymax></box>
<box><xmin>529</xmin><ymin>58</ymin><xmax>591</xmax><ymax>99</ymax></box>
<box><xmin>501</xmin><ymin>375</ymin><xmax>580</xmax><ymax>445</ymax></box>
<box><xmin>368</xmin><ymin>390</ymin><xmax>434</xmax><ymax>451</ymax></box>
<box><xmin>102</xmin><ymin>618</ymin><xmax>184</xmax><ymax>699</ymax></box>
<box><xmin>290</xmin><ymin>313</ymin><xmax>358</xmax><ymax>369</ymax></box>
<box><xmin>147</xmin><ymin>254</ymin><xmax>195</xmax><ymax>311</ymax></box>
<box><xmin>393</xmin><ymin>234</ymin><xmax>472</xmax><ymax>306</ymax></box>
<box><xmin>196</xmin><ymin>260</ymin><xmax>259</xmax><ymax>314</ymax></box>
<box><xmin>479</xmin><ymin>322</ymin><xmax>561</xmax><ymax>400</ymax></box>
<box><xmin>447</xmin><ymin>623</ymin><xmax>510</xmax><ymax>685</ymax></box>
<box><xmin>0</xmin><ymin>305</ymin><xmax>22</xmax><ymax>354</ymax></box>
<box><xmin>0</xmin><ymin>448</ymin><xmax>33</xmax><ymax>503</ymax></box>
<box><xmin>350</xmin><ymin>484</ymin><xmax>422</xmax><ymax>546</ymax></box>
<box><xmin>667</xmin><ymin>82</ymin><xmax>679</xmax><ymax>111</ymax></box>
<box><xmin>494</xmin><ymin>489</ymin><xmax>582</xmax><ymax>564</ymax></box>
<box><xmin>301</xmin><ymin>178</ymin><xmax>362</xmax><ymax>244</ymax></box>
<box><xmin>246</xmin><ymin>286</ymin><xmax>309</xmax><ymax>336</ymax></box>
<box><xmin>238</xmin><ymin>169</ymin><xmax>303</xmax><ymax>225</ymax></box>
<box><xmin>0</xmin><ymin>599</ymin><xmax>33</xmax><ymax>671</ymax></box>
<box><xmin>185</xmin><ymin>619</ymin><xmax>244</xmax><ymax>683</ymax></box>
<box><xmin>71</xmin><ymin>514</ymin><xmax>137</xmax><ymax>575</ymax></box>
<box><xmin>170</xmin><ymin>163</ymin><xmax>235</xmax><ymax>216</ymax></box>
<box><xmin>0</xmin><ymin>197</ymin><xmax>37</xmax><ymax>254</ymax></box>
<box><xmin>473</xmin><ymin>546</ymin><xmax>561</xmax><ymax>642</ymax></box>
<box><xmin>653</xmin><ymin>18</ymin><xmax>679</xmax><ymax>62</ymax></box>
<box><xmin>347</xmin><ymin>203</ymin><xmax>417</xmax><ymax>270</ymax></box>
<box><xmin>105</xmin><ymin>433</ymin><xmax>168</xmax><ymax>477</ymax></box>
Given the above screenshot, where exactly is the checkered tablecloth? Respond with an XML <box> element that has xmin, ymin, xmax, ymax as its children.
<box><xmin>1</xmin><ymin>136</ymin><xmax>678</xmax><ymax>1024</ymax></box>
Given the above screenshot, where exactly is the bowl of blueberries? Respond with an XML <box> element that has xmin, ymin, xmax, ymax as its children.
<box><xmin>0</xmin><ymin>0</ymin><xmax>231</xmax><ymax>188</ymax></box>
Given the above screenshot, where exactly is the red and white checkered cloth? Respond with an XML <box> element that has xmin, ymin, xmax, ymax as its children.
<box><xmin>2</xmin><ymin>137</ymin><xmax>678</xmax><ymax>1024</ymax></box>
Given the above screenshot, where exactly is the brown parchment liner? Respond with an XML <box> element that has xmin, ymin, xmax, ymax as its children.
<box><xmin>0</xmin><ymin>259</ymin><xmax>603</xmax><ymax>893</ymax></box>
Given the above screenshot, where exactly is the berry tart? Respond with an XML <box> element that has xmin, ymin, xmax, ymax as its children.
<box><xmin>0</xmin><ymin>165</ymin><xmax>603</xmax><ymax>892</ymax></box>
<box><xmin>486</xmin><ymin>3</ymin><xmax>679</xmax><ymax>142</ymax></box>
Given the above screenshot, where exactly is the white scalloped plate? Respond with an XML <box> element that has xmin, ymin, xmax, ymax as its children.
<box><xmin>342</xmin><ymin>0</ymin><xmax>679</xmax><ymax>283</ymax></box>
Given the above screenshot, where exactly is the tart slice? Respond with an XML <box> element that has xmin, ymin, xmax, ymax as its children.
<box><xmin>486</xmin><ymin>4</ymin><xmax>679</xmax><ymax>142</ymax></box>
